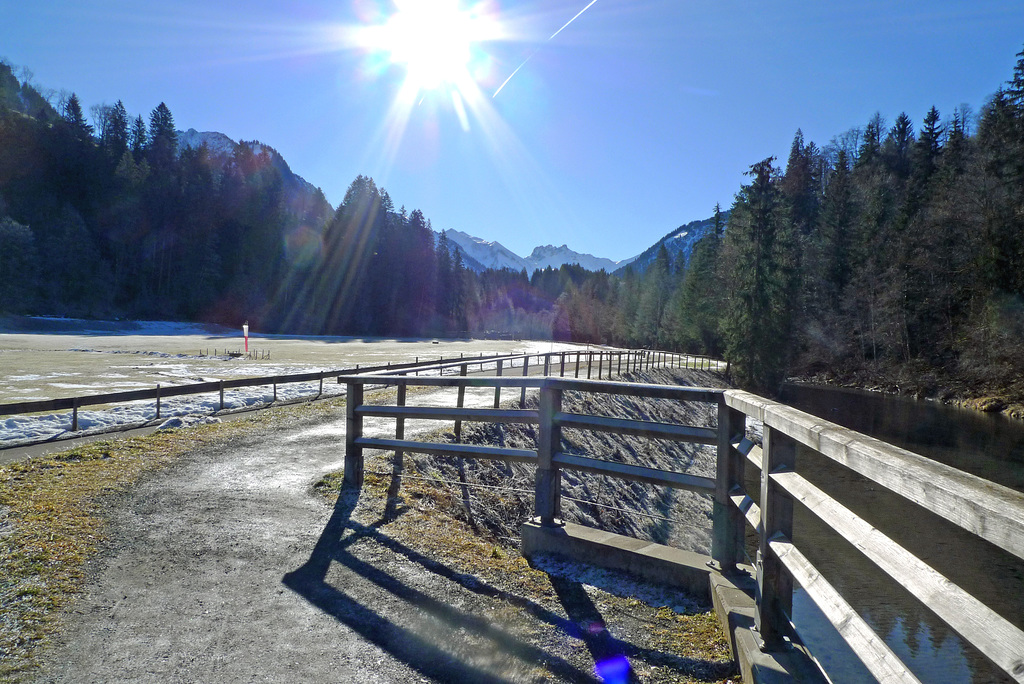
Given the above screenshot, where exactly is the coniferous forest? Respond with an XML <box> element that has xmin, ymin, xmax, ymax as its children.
<box><xmin>2</xmin><ymin>48</ymin><xmax>1024</xmax><ymax>399</ymax></box>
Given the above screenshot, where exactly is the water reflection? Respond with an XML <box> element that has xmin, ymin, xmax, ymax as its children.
<box><xmin>769</xmin><ymin>383</ymin><xmax>1024</xmax><ymax>683</ymax></box>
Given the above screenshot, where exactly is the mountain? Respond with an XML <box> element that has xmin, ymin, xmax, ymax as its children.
<box><xmin>440</xmin><ymin>229</ymin><xmax>636</xmax><ymax>274</ymax></box>
<box><xmin>613</xmin><ymin>212</ymin><xmax>728</xmax><ymax>276</ymax></box>
<box><xmin>441</xmin><ymin>229</ymin><xmax>530</xmax><ymax>272</ymax></box>
<box><xmin>525</xmin><ymin>244</ymin><xmax>635</xmax><ymax>273</ymax></box>
<box><xmin>177</xmin><ymin>128</ymin><xmax>323</xmax><ymax>202</ymax></box>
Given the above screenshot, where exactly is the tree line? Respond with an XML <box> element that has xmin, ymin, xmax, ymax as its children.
<box><xmin>556</xmin><ymin>47</ymin><xmax>1024</xmax><ymax>395</ymax></box>
<box><xmin>3</xmin><ymin>47</ymin><xmax>1024</xmax><ymax>397</ymax></box>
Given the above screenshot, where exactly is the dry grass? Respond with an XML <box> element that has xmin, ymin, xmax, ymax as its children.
<box><xmin>313</xmin><ymin>446</ymin><xmax>737</xmax><ymax>683</ymax></box>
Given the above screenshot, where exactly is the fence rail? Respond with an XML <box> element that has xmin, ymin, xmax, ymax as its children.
<box><xmin>338</xmin><ymin>370</ymin><xmax>1024</xmax><ymax>684</ymax></box>
<box><xmin>0</xmin><ymin>347</ymin><xmax>715</xmax><ymax>437</ymax></box>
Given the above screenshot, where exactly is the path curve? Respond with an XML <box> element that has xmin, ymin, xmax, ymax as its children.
<box><xmin>36</xmin><ymin>386</ymin><xmax>524</xmax><ymax>682</ymax></box>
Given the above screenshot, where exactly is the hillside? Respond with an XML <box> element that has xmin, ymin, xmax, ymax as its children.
<box><xmin>614</xmin><ymin>213</ymin><xmax>727</xmax><ymax>276</ymax></box>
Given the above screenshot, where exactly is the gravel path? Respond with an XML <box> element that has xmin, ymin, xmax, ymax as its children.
<box><xmin>33</xmin><ymin>387</ymin><xmax>535</xmax><ymax>683</ymax></box>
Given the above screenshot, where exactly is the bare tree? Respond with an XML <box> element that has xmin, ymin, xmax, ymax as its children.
<box><xmin>90</xmin><ymin>103</ymin><xmax>113</xmax><ymax>143</ymax></box>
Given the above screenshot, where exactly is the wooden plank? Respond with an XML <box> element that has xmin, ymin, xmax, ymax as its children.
<box><xmin>724</xmin><ymin>390</ymin><xmax>1024</xmax><ymax>563</ymax></box>
<box><xmin>345</xmin><ymin>383</ymin><xmax>363</xmax><ymax>487</ymax></box>
<box><xmin>338</xmin><ymin>374</ymin><xmax>548</xmax><ymax>389</ymax></box>
<box><xmin>713</xmin><ymin>402</ymin><xmax>746</xmax><ymax>570</ymax></box>
<box><xmin>729</xmin><ymin>489</ymin><xmax>762</xmax><ymax>533</ymax></box>
<box><xmin>551</xmin><ymin>452</ymin><xmax>715</xmax><ymax>492</ymax></box>
<box><xmin>773</xmin><ymin>469</ymin><xmax>1024</xmax><ymax>683</ymax></box>
<box><xmin>757</xmin><ymin>426</ymin><xmax>795</xmax><ymax>649</ymax></box>
<box><xmin>744</xmin><ymin>444</ymin><xmax>762</xmax><ymax>470</ymax></box>
<box><xmin>769</xmin><ymin>538</ymin><xmax>922</xmax><ymax>684</ymax></box>
<box><xmin>356</xmin><ymin>405</ymin><xmax>539</xmax><ymax>424</ymax></box>
<box><xmin>536</xmin><ymin>386</ymin><xmax>563</xmax><ymax>524</ymax></box>
<box><xmin>546</xmin><ymin>378</ymin><xmax>723</xmax><ymax>403</ymax></box>
<box><xmin>355</xmin><ymin>437</ymin><xmax>536</xmax><ymax>463</ymax></box>
<box><xmin>556</xmin><ymin>412</ymin><xmax>717</xmax><ymax>444</ymax></box>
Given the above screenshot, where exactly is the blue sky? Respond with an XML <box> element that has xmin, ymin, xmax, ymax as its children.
<box><xmin>3</xmin><ymin>1</ymin><xmax>1023</xmax><ymax>261</ymax></box>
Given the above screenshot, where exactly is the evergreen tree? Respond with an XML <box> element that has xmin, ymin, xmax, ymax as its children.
<box><xmin>61</xmin><ymin>92</ymin><xmax>93</xmax><ymax>142</ymax></box>
<box><xmin>723</xmin><ymin>158</ymin><xmax>795</xmax><ymax>392</ymax></box>
<box><xmin>147</xmin><ymin>102</ymin><xmax>177</xmax><ymax>170</ymax></box>
<box><xmin>781</xmin><ymin>130</ymin><xmax>820</xmax><ymax>237</ymax></box>
<box><xmin>104</xmin><ymin>100</ymin><xmax>130</xmax><ymax>161</ymax></box>
<box><xmin>130</xmin><ymin>115</ymin><xmax>147</xmax><ymax>158</ymax></box>
<box><xmin>674</xmin><ymin>204</ymin><xmax>726</xmax><ymax>355</ymax></box>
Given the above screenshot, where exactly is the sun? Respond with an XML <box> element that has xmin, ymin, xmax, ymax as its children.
<box><xmin>365</xmin><ymin>0</ymin><xmax>492</xmax><ymax>93</ymax></box>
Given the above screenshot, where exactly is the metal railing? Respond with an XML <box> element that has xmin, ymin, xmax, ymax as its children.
<box><xmin>339</xmin><ymin>369</ymin><xmax>1024</xmax><ymax>684</ymax></box>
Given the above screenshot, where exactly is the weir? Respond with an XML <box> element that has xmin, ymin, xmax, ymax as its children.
<box><xmin>339</xmin><ymin>355</ymin><xmax>1024</xmax><ymax>684</ymax></box>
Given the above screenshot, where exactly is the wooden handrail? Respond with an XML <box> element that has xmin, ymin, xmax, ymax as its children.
<box><xmin>341</xmin><ymin>367</ymin><xmax>1024</xmax><ymax>683</ymax></box>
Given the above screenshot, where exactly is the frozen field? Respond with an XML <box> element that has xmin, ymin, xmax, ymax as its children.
<box><xmin>0</xmin><ymin>318</ymin><xmax>582</xmax><ymax>446</ymax></box>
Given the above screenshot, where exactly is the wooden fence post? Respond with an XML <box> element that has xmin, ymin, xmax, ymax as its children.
<box><xmin>219</xmin><ymin>381</ymin><xmax>225</xmax><ymax>410</ymax></box>
<box><xmin>520</xmin><ymin>356</ymin><xmax>530</xmax><ymax>408</ymax></box>
<box><xmin>156</xmin><ymin>384</ymin><xmax>161</xmax><ymax>420</ymax></box>
<box><xmin>544</xmin><ymin>353</ymin><xmax>550</xmax><ymax>377</ymax></box>
<box><xmin>455</xmin><ymin>364</ymin><xmax>467</xmax><ymax>441</ymax></box>
<box><xmin>345</xmin><ymin>382</ymin><xmax>364</xmax><ymax>487</ymax></box>
<box><xmin>757</xmin><ymin>426</ymin><xmax>796</xmax><ymax>651</ymax></box>
<box><xmin>560</xmin><ymin>352</ymin><xmax>566</xmax><ymax>377</ymax></box>
<box><xmin>494</xmin><ymin>359</ymin><xmax>503</xmax><ymax>408</ymax></box>
<box><xmin>712</xmin><ymin>400</ymin><xmax>746</xmax><ymax>573</ymax></box>
<box><xmin>575</xmin><ymin>351</ymin><xmax>581</xmax><ymax>378</ymax></box>
<box><xmin>586</xmin><ymin>352</ymin><xmax>593</xmax><ymax>379</ymax></box>
<box><xmin>597</xmin><ymin>352</ymin><xmax>603</xmax><ymax>379</ymax></box>
<box><xmin>535</xmin><ymin>384</ymin><xmax>562</xmax><ymax>526</ymax></box>
<box><xmin>394</xmin><ymin>383</ymin><xmax>406</xmax><ymax>475</ymax></box>
<box><xmin>72</xmin><ymin>398</ymin><xmax>79</xmax><ymax>431</ymax></box>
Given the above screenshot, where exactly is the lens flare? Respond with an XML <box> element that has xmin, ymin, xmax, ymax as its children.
<box><xmin>359</xmin><ymin>0</ymin><xmax>501</xmax><ymax>94</ymax></box>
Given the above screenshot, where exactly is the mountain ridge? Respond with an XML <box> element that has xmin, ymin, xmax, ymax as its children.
<box><xmin>440</xmin><ymin>228</ymin><xmax>638</xmax><ymax>274</ymax></box>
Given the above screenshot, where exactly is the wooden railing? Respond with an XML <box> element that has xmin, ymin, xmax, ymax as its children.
<box><xmin>0</xmin><ymin>347</ymin><xmax>712</xmax><ymax>437</ymax></box>
<box><xmin>339</xmin><ymin>370</ymin><xmax>1024</xmax><ymax>684</ymax></box>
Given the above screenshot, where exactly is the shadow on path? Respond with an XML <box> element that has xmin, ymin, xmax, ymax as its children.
<box><xmin>283</xmin><ymin>482</ymin><xmax>595</xmax><ymax>682</ymax></box>
<box><xmin>284</xmin><ymin>481</ymin><xmax>729</xmax><ymax>682</ymax></box>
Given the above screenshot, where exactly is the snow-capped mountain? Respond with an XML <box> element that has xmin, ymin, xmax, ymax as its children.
<box><xmin>441</xmin><ymin>229</ymin><xmax>530</xmax><ymax>272</ymax></box>
<box><xmin>614</xmin><ymin>212</ymin><xmax>728</xmax><ymax>276</ymax></box>
<box><xmin>176</xmin><ymin>129</ymin><xmax>321</xmax><ymax>199</ymax></box>
<box><xmin>177</xmin><ymin>129</ymin><xmax>238</xmax><ymax>159</ymax></box>
<box><xmin>526</xmin><ymin>244</ymin><xmax>634</xmax><ymax>273</ymax></box>
<box><xmin>440</xmin><ymin>229</ymin><xmax>636</xmax><ymax>274</ymax></box>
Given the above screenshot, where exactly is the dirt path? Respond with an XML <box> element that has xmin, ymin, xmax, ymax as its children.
<box><xmin>33</xmin><ymin>387</ymin><xmax>520</xmax><ymax>682</ymax></box>
<box><xmin>32</xmin><ymin>374</ymin><xmax>733</xmax><ymax>683</ymax></box>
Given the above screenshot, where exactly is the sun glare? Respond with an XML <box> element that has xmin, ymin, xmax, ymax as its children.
<box><xmin>365</xmin><ymin>0</ymin><xmax>493</xmax><ymax>93</ymax></box>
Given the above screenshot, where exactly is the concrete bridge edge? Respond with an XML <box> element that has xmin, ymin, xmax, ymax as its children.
<box><xmin>520</xmin><ymin>520</ymin><xmax>829</xmax><ymax>684</ymax></box>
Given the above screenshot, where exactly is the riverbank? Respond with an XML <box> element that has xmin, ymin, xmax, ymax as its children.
<box><xmin>792</xmin><ymin>359</ymin><xmax>1024</xmax><ymax>421</ymax></box>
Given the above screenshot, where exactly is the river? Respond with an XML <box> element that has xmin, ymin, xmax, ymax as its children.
<box><xmin>763</xmin><ymin>383</ymin><xmax>1024</xmax><ymax>683</ymax></box>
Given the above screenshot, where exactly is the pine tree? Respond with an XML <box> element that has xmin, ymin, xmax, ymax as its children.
<box><xmin>781</xmin><ymin>129</ymin><xmax>820</xmax><ymax>238</ymax></box>
<box><xmin>104</xmin><ymin>100</ymin><xmax>130</xmax><ymax>160</ymax></box>
<box><xmin>884</xmin><ymin>113</ymin><xmax>915</xmax><ymax>179</ymax></box>
<box><xmin>675</xmin><ymin>205</ymin><xmax>726</xmax><ymax>355</ymax></box>
<box><xmin>147</xmin><ymin>102</ymin><xmax>177</xmax><ymax>170</ymax></box>
<box><xmin>130</xmin><ymin>115</ymin><xmax>147</xmax><ymax>159</ymax></box>
<box><xmin>61</xmin><ymin>92</ymin><xmax>93</xmax><ymax>142</ymax></box>
<box><xmin>723</xmin><ymin>158</ymin><xmax>795</xmax><ymax>392</ymax></box>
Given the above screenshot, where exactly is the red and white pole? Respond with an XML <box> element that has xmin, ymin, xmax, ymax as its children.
<box><xmin>243</xmin><ymin>321</ymin><xmax>249</xmax><ymax>353</ymax></box>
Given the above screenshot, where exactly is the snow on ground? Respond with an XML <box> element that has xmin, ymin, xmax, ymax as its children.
<box><xmin>0</xmin><ymin>317</ymin><xmax>583</xmax><ymax>447</ymax></box>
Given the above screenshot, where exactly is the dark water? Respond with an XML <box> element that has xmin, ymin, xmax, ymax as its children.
<box><xmin>763</xmin><ymin>383</ymin><xmax>1024</xmax><ymax>683</ymax></box>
